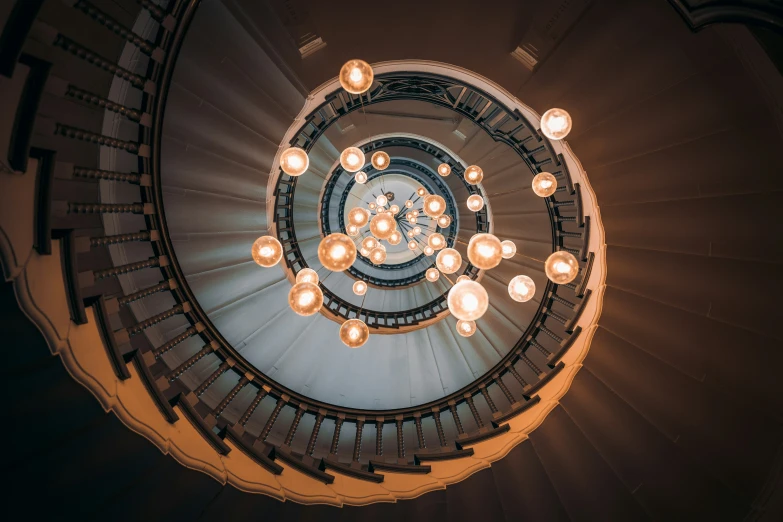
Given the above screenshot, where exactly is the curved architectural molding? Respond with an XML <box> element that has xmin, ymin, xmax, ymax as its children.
<box><xmin>668</xmin><ymin>0</ymin><xmax>783</xmax><ymax>32</ymax></box>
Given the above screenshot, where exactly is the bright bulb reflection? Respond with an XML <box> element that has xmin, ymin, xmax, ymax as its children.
<box><xmin>405</xmin><ymin>200</ymin><xmax>413</xmax><ymax>208</ymax></box>
<box><xmin>424</xmin><ymin>246</ymin><xmax>434</xmax><ymax>255</ymax></box>
<box><xmin>362</xmin><ymin>237</ymin><xmax>378</xmax><ymax>250</ymax></box>
<box><xmin>408</xmin><ymin>241</ymin><xmax>417</xmax><ymax>250</ymax></box>
<box><xmin>501</xmin><ymin>240</ymin><xmax>516</xmax><ymax>259</ymax></box>
<box><xmin>288</xmin><ymin>282</ymin><xmax>323</xmax><ymax>316</ymax></box>
<box><xmin>436</xmin><ymin>248</ymin><xmax>461</xmax><ymax>274</ymax></box>
<box><xmin>438</xmin><ymin>163</ymin><xmax>451</xmax><ymax>177</ymax></box>
<box><xmin>423</xmin><ymin>195</ymin><xmax>446</xmax><ymax>218</ymax></box>
<box><xmin>348</xmin><ymin>207</ymin><xmax>370</xmax><ymax>227</ymax></box>
<box><xmin>437</xmin><ymin>215</ymin><xmax>452</xmax><ymax>228</ymax></box>
<box><xmin>369</xmin><ymin>246</ymin><xmax>387</xmax><ymax>264</ymax></box>
<box><xmin>426</xmin><ymin>267</ymin><xmax>440</xmax><ymax>282</ymax></box>
<box><xmin>388</xmin><ymin>231</ymin><xmax>402</xmax><ymax>245</ymax></box>
<box><xmin>355</xmin><ymin>171</ymin><xmax>368</xmax><ymax>184</ymax></box>
<box><xmin>376</xmin><ymin>194</ymin><xmax>388</xmax><ymax>207</ymax></box>
<box><xmin>347</xmin><ymin>224</ymin><xmax>359</xmax><ymax>236</ymax></box>
<box><xmin>370</xmin><ymin>213</ymin><xmax>396</xmax><ymax>240</ymax></box>
<box><xmin>508</xmin><ymin>275</ymin><xmax>535</xmax><ymax>302</ymax></box>
<box><xmin>456</xmin><ymin>275</ymin><xmax>470</xmax><ymax>283</ymax></box>
<box><xmin>252</xmin><ymin>236</ymin><xmax>283</xmax><ymax>267</ymax></box>
<box><xmin>464</xmin><ymin>165</ymin><xmax>483</xmax><ymax>185</ymax></box>
<box><xmin>371</xmin><ymin>151</ymin><xmax>390</xmax><ymax>170</ymax></box>
<box><xmin>544</xmin><ymin>251</ymin><xmax>580</xmax><ymax>284</ymax></box>
<box><xmin>417</xmin><ymin>187</ymin><xmax>427</xmax><ymax>197</ymax></box>
<box><xmin>280</xmin><ymin>147</ymin><xmax>309</xmax><ymax>176</ymax></box>
<box><xmin>467</xmin><ymin>233</ymin><xmax>503</xmax><ymax>270</ymax></box>
<box><xmin>447</xmin><ymin>280</ymin><xmax>489</xmax><ymax>321</ymax></box>
<box><xmin>353</xmin><ymin>280</ymin><xmax>367</xmax><ymax>295</ymax></box>
<box><xmin>456</xmin><ymin>320</ymin><xmax>476</xmax><ymax>337</ymax></box>
<box><xmin>531</xmin><ymin>172</ymin><xmax>558</xmax><ymax>197</ymax></box>
<box><xmin>296</xmin><ymin>268</ymin><xmax>319</xmax><ymax>285</ymax></box>
<box><xmin>540</xmin><ymin>108</ymin><xmax>572</xmax><ymax>140</ymax></box>
<box><xmin>318</xmin><ymin>233</ymin><xmax>357</xmax><ymax>271</ymax></box>
<box><xmin>340</xmin><ymin>318</ymin><xmax>369</xmax><ymax>348</ymax></box>
<box><xmin>340</xmin><ymin>147</ymin><xmax>365</xmax><ymax>172</ymax></box>
<box><xmin>467</xmin><ymin>195</ymin><xmax>485</xmax><ymax>212</ymax></box>
<box><xmin>428</xmin><ymin>233</ymin><xmax>446</xmax><ymax>250</ymax></box>
<box><xmin>339</xmin><ymin>60</ymin><xmax>374</xmax><ymax>94</ymax></box>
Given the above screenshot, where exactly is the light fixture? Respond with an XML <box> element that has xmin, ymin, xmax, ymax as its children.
<box><xmin>252</xmin><ymin>236</ymin><xmax>283</xmax><ymax>267</ymax></box>
<box><xmin>361</xmin><ymin>236</ymin><xmax>378</xmax><ymax>250</ymax></box>
<box><xmin>417</xmin><ymin>187</ymin><xmax>427</xmax><ymax>197</ymax></box>
<box><xmin>438</xmin><ymin>163</ymin><xmax>451</xmax><ymax>177</ymax></box>
<box><xmin>339</xmin><ymin>59</ymin><xmax>374</xmax><ymax>94</ymax></box>
<box><xmin>437</xmin><ymin>215</ymin><xmax>452</xmax><ymax>228</ymax></box>
<box><xmin>355</xmin><ymin>171</ymin><xmax>368</xmax><ymax>184</ymax></box>
<box><xmin>426</xmin><ymin>267</ymin><xmax>440</xmax><ymax>282</ymax></box>
<box><xmin>412</xmin><ymin>210</ymin><xmax>419</xmax><ymax>217</ymax></box>
<box><xmin>423</xmin><ymin>194</ymin><xmax>447</xmax><ymax>218</ymax></box>
<box><xmin>346</xmin><ymin>224</ymin><xmax>360</xmax><ymax>236</ymax></box>
<box><xmin>540</xmin><ymin>108</ymin><xmax>572</xmax><ymax>140</ymax></box>
<box><xmin>456</xmin><ymin>275</ymin><xmax>470</xmax><ymax>283</ymax></box>
<box><xmin>369</xmin><ymin>246</ymin><xmax>387</xmax><ymax>264</ymax></box>
<box><xmin>288</xmin><ymin>282</ymin><xmax>323</xmax><ymax>316</ymax></box>
<box><xmin>340</xmin><ymin>318</ymin><xmax>370</xmax><ymax>348</ymax></box>
<box><xmin>405</xmin><ymin>200</ymin><xmax>413</xmax><ymax>208</ymax></box>
<box><xmin>376</xmin><ymin>194</ymin><xmax>388</xmax><ymax>207</ymax></box>
<box><xmin>371</xmin><ymin>151</ymin><xmax>390</xmax><ymax>170</ymax></box>
<box><xmin>413</xmin><ymin>226</ymin><xmax>422</xmax><ymax>235</ymax></box>
<box><xmin>279</xmin><ymin>147</ymin><xmax>309</xmax><ymax>176</ymax></box>
<box><xmin>376</xmin><ymin>206</ymin><xmax>386</xmax><ymax>213</ymax></box>
<box><xmin>296</xmin><ymin>268</ymin><xmax>319</xmax><ymax>284</ymax></box>
<box><xmin>422</xmin><ymin>246</ymin><xmax>434</xmax><ymax>256</ymax></box>
<box><xmin>353</xmin><ymin>280</ymin><xmax>368</xmax><ymax>295</ymax></box>
<box><xmin>389</xmin><ymin>204</ymin><xmax>399</xmax><ymax>214</ymax></box>
<box><xmin>467</xmin><ymin>233</ymin><xmax>503</xmax><ymax>270</ymax></box>
<box><xmin>456</xmin><ymin>319</ymin><xmax>476</xmax><ymax>337</ymax></box>
<box><xmin>409</xmin><ymin>217</ymin><xmax>417</xmax><ymax>224</ymax></box>
<box><xmin>501</xmin><ymin>240</ymin><xmax>516</xmax><ymax>259</ymax></box>
<box><xmin>531</xmin><ymin>172</ymin><xmax>558</xmax><ymax>197</ymax></box>
<box><xmin>545</xmin><ymin>251</ymin><xmax>579</xmax><ymax>284</ymax></box>
<box><xmin>408</xmin><ymin>241</ymin><xmax>417</xmax><ymax>250</ymax></box>
<box><xmin>428</xmin><ymin>233</ymin><xmax>446</xmax><ymax>250</ymax></box>
<box><xmin>348</xmin><ymin>207</ymin><xmax>370</xmax><ymax>227</ymax></box>
<box><xmin>318</xmin><ymin>233</ymin><xmax>357</xmax><ymax>271</ymax></box>
<box><xmin>340</xmin><ymin>147</ymin><xmax>365</xmax><ymax>172</ymax></box>
<box><xmin>508</xmin><ymin>275</ymin><xmax>535</xmax><ymax>302</ymax></box>
<box><xmin>407</xmin><ymin>230</ymin><xmax>415</xmax><ymax>238</ymax></box>
<box><xmin>360</xmin><ymin>247</ymin><xmax>370</xmax><ymax>257</ymax></box>
<box><xmin>466</xmin><ymin>194</ymin><xmax>485</xmax><ymax>212</ymax></box>
<box><xmin>447</xmin><ymin>280</ymin><xmax>489</xmax><ymax>321</ymax></box>
<box><xmin>464</xmin><ymin>165</ymin><xmax>483</xmax><ymax>185</ymax></box>
<box><xmin>369</xmin><ymin>212</ymin><xmax>396</xmax><ymax>240</ymax></box>
<box><xmin>436</xmin><ymin>248</ymin><xmax>461</xmax><ymax>274</ymax></box>
<box><xmin>388</xmin><ymin>230</ymin><xmax>402</xmax><ymax>245</ymax></box>
<box><xmin>368</xmin><ymin>202</ymin><xmax>377</xmax><ymax>210</ymax></box>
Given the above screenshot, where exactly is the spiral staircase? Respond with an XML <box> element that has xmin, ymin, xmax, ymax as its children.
<box><xmin>2</xmin><ymin>0</ymin><xmax>783</xmax><ymax>520</ymax></box>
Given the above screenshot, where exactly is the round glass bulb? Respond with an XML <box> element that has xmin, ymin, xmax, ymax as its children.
<box><xmin>388</xmin><ymin>231</ymin><xmax>402</xmax><ymax>245</ymax></box>
<box><xmin>353</xmin><ymin>280</ymin><xmax>368</xmax><ymax>296</ymax></box>
<box><xmin>280</xmin><ymin>147</ymin><xmax>309</xmax><ymax>176</ymax></box>
<box><xmin>436</xmin><ymin>248</ymin><xmax>462</xmax><ymax>274</ymax></box>
<box><xmin>318</xmin><ymin>233</ymin><xmax>357</xmax><ymax>272</ymax></box>
<box><xmin>355</xmin><ymin>171</ymin><xmax>368</xmax><ymax>184</ymax></box>
<box><xmin>371</xmin><ymin>151</ymin><xmax>390</xmax><ymax>170</ymax></box>
<box><xmin>466</xmin><ymin>194</ymin><xmax>485</xmax><ymax>212</ymax></box>
<box><xmin>296</xmin><ymin>268</ymin><xmax>319</xmax><ymax>284</ymax></box>
<box><xmin>368</xmin><ymin>202</ymin><xmax>377</xmax><ymax>210</ymax></box>
<box><xmin>409</xmin><ymin>217</ymin><xmax>417</xmax><ymax>224</ymax></box>
<box><xmin>426</xmin><ymin>267</ymin><xmax>440</xmax><ymax>282</ymax></box>
<box><xmin>340</xmin><ymin>318</ymin><xmax>370</xmax><ymax>348</ymax></box>
<box><xmin>340</xmin><ymin>147</ymin><xmax>365</xmax><ymax>172</ymax></box>
<box><xmin>448</xmin><ymin>280</ymin><xmax>489</xmax><ymax>321</ymax></box>
<box><xmin>369</xmin><ymin>212</ymin><xmax>396</xmax><ymax>240</ymax></box>
<box><xmin>361</xmin><ymin>236</ymin><xmax>378</xmax><ymax>250</ymax></box>
<box><xmin>508</xmin><ymin>275</ymin><xmax>536</xmax><ymax>302</ymax></box>
<box><xmin>412</xmin><ymin>210</ymin><xmax>419</xmax><ymax>217</ymax></box>
<box><xmin>407</xmin><ymin>230</ymin><xmax>415</xmax><ymax>238</ymax></box>
<box><xmin>413</xmin><ymin>226</ymin><xmax>422</xmax><ymax>235</ymax></box>
<box><xmin>424</xmin><ymin>246</ymin><xmax>435</xmax><ymax>256</ymax></box>
<box><xmin>339</xmin><ymin>59</ymin><xmax>374</xmax><ymax>94</ymax></box>
<box><xmin>369</xmin><ymin>246</ymin><xmax>387</xmax><ymax>265</ymax></box>
<box><xmin>501</xmin><ymin>240</ymin><xmax>517</xmax><ymax>259</ymax></box>
<box><xmin>417</xmin><ymin>187</ymin><xmax>427</xmax><ymax>197</ymax></box>
<box><xmin>531</xmin><ymin>172</ymin><xmax>558</xmax><ymax>197</ymax></box>
<box><xmin>464</xmin><ymin>165</ymin><xmax>484</xmax><ymax>185</ymax></box>
<box><xmin>540</xmin><ymin>108</ymin><xmax>572</xmax><ymax>140</ymax></box>
<box><xmin>389</xmin><ymin>204</ymin><xmax>400</xmax><ymax>214</ymax></box>
<box><xmin>405</xmin><ymin>200</ymin><xmax>413</xmax><ymax>208</ymax></box>
<box><xmin>376</xmin><ymin>194</ymin><xmax>388</xmax><ymax>207</ymax></box>
<box><xmin>360</xmin><ymin>247</ymin><xmax>370</xmax><ymax>257</ymax></box>
<box><xmin>346</xmin><ymin>224</ymin><xmax>360</xmax><ymax>237</ymax></box>
<box><xmin>288</xmin><ymin>282</ymin><xmax>323</xmax><ymax>316</ymax></box>
<box><xmin>252</xmin><ymin>236</ymin><xmax>283</xmax><ymax>267</ymax></box>
<box><xmin>456</xmin><ymin>275</ymin><xmax>470</xmax><ymax>283</ymax></box>
<box><xmin>428</xmin><ymin>233</ymin><xmax>446</xmax><ymax>250</ymax></box>
<box><xmin>467</xmin><ymin>233</ymin><xmax>503</xmax><ymax>270</ymax></box>
<box><xmin>437</xmin><ymin>215</ymin><xmax>452</xmax><ymax>228</ymax></box>
<box><xmin>423</xmin><ymin>195</ymin><xmax>447</xmax><ymax>218</ymax></box>
<box><xmin>376</xmin><ymin>206</ymin><xmax>386</xmax><ymax>213</ymax></box>
<box><xmin>348</xmin><ymin>207</ymin><xmax>370</xmax><ymax>228</ymax></box>
<box><xmin>456</xmin><ymin>319</ymin><xmax>477</xmax><ymax>337</ymax></box>
<box><xmin>545</xmin><ymin>251</ymin><xmax>580</xmax><ymax>284</ymax></box>
<box><xmin>438</xmin><ymin>163</ymin><xmax>452</xmax><ymax>177</ymax></box>
<box><xmin>408</xmin><ymin>241</ymin><xmax>417</xmax><ymax>250</ymax></box>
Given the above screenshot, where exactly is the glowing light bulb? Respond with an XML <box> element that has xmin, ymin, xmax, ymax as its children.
<box><xmin>426</xmin><ymin>267</ymin><xmax>440</xmax><ymax>282</ymax></box>
<box><xmin>296</xmin><ymin>268</ymin><xmax>319</xmax><ymax>284</ymax></box>
<box><xmin>409</xmin><ymin>217</ymin><xmax>417</xmax><ymax>224</ymax></box>
<box><xmin>389</xmin><ymin>204</ymin><xmax>400</xmax><ymax>214</ymax></box>
<box><xmin>447</xmin><ymin>280</ymin><xmax>489</xmax><ymax>321</ymax></box>
<box><xmin>438</xmin><ymin>163</ymin><xmax>452</xmax><ymax>177</ymax></box>
<box><xmin>423</xmin><ymin>194</ymin><xmax>447</xmax><ymax>218</ymax></box>
<box><xmin>501</xmin><ymin>240</ymin><xmax>516</xmax><ymax>259</ymax></box>
<box><xmin>428</xmin><ymin>233</ymin><xmax>446</xmax><ymax>250</ymax></box>
<box><xmin>437</xmin><ymin>215</ymin><xmax>452</xmax><ymax>228</ymax></box>
<box><xmin>436</xmin><ymin>248</ymin><xmax>461</xmax><ymax>274</ymax></box>
<box><xmin>424</xmin><ymin>246</ymin><xmax>435</xmax><ymax>256</ymax></box>
<box><xmin>339</xmin><ymin>60</ymin><xmax>374</xmax><ymax>94</ymax></box>
<box><xmin>417</xmin><ymin>187</ymin><xmax>427</xmax><ymax>197</ymax></box>
<box><xmin>407</xmin><ymin>230</ymin><xmax>415</xmax><ymax>238</ymax></box>
<box><xmin>540</xmin><ymin>108</ymin><xmax>572</xmax><ymax>140</ymax></box>
<box><xmin>467</xmin><ymin>233</ymin><xmax>503</xmax><ymax>270</ymax></box>
<box><xmin>252</xmin><ymin>236</ymin><xmax>283</xmax><ymax>267</ymax></box>
<box><xmin>388</xmin><ymin>231</ymin><xmax>402</xmax><ymax>245</ymax></box>
<box><xmin>531</xmin><ymin>172</ymin><xmax>558</xmax><ymax>197</ymax></box>
<box><xmin>361</xmin><ymin>236</ymin><xmax>378</xmax><ymax>250</ymax></box>
<box><xmin>456</xmin><ymin>275</ymin><xmax>470</xmax><ymax>283</ymax></box>
<box><xmin>408</xmin><ymin>241</ymin><xmax>417</xmax><ymax>250</ymax></box>
<box><xmin>376</xmin><ymin>206</ymin><xmax>385</xmax><ymax>213</ymax></box>
<box><xmin>376</xmin><ymin>194</ymin><xmax>388</xmax><ymax>207</ymax></box>
<box><xmin>353</xmin><ymin>280</ymin><xmax>367</xmax><ymax>295</ymax></box>
<box><xmin>405</xmin><ymin>200</ymin><xmax>413</xmax><ymax>208</ymax></box>
<box><xmin>464</xmin><ymin>165</ymin><xmax>483</xmax><ymax>185</ymax></box>
<box><xmin>355</xmin><ymin>171</ymin><xmax>368</xmax><ymax>184</ymax></box>
<box><xmin>369</xmin><ymin>212</ymin><xmax>396</xmax><ymax>240</ymax></box>
<box><xmin>346</xmin><ymin>224</ymin><xmax>359</xmax><ymax>236</ymax></box>
<box><xmin>369</xmin><ymin>246</ymin><xmax>387</xmax><ymax>264</ymax></box>
<box><xmin>340</xmin><ymin>147</ymin><xmax>365</xmax><ymax>172</ymax></box>
<box><xmin>280</xmin><ymin>147</ymin><xmax>309</xmax><ymax>176</ymax></box>
<box><xmin>318</xmin><ymin>233</ymin><xmax>357</xmax><ymax>271</ymax></box>
<box><xmin>340</xmin><ymin>318</ymin><xmax>369</xmax><ymax>348</ymax></box>
<box><xmin>412</xmin><ymin>210</ymin><xmax>419</xmax><ymax>217</ymax></box>
<box><xmin>545</xmin><ymin>251</ymin><xmax>579</xmax><ymax>284</ymax></box>
<box><xmin>467</xmin><ymin>194</ymin><xmax>485</xmax><ymax>212</ymax></box>
<box><xmin>456</xmin><ymin>319</ymin><xmax>476</xmax><ymax>337</ymax></box>
<box><xmin>413</xmin><ymin>226</ymin><xmax>422</xmax><ymax>235</ymax></box>
<box><xmin>288</xmin><ymin>282</ymin><xmax>323</xmax><ymax>316</ymax></box>
<box><xmin>371</xmin><ymin>151</ymin><xmax>390</xmax><ymax>170</ymax></box>
<box><xmin>508</xmin><ymin>275</ymin><xmax>535</xmax><ymax>302</ymax></box>
<box><xmin>348</xmin><ymin>207</ymin><xmax>370</xmax><ymax>227</ymax></box>
<box><xmin>360</xmin><ymin>247</ymin><xmax>370</xmax><ymax>257</ymax></box>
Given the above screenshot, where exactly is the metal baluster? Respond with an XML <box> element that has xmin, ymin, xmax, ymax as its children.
<box><xmin>494</xmin><ymin>375</ymin><xmax>516</xmax><ymax>405</ymax></box>
<box><xmin>395</xmin><ymin>416</ymin><xmax>405</xmax><ymax>458</ymax></box>
<box><xmin>65</xmin><ymin>84</ymin><xmax>143</xmax><ymax>121</ymax></box>
<box><xmin>117</xmin><ymin>280</ymin><xmax>172</xmax><ymax>306</ymax></box>
<box><xmin>352</xmin><ymin>418</ymin><xmax>365</xmax><ymax>462</ymax></box>
<box><xmin>306</xmin><ymin>411</ymin><xmax>325</xmax><ymax>456</ymax></box>
<box><xmin>465</xmin><ymin>395</ymin><xmax>484</xmax><ymax>428</ymax></box>
<box><xmin>55</xmin><ymin>123</ymin><xmax>141</xmax><ymax>153</ymax></box>
<box><xmin>90</xmin><ymin>230</ymin><xmax>151</xmax><ymax>247</ymax></box>
<box><xmin>260</xmin><ymin>398</ymin><xmax>286</xmax><ymax>442</ymax></box>
<box><xmin>214</xmin><ymin>377</ymin><xmax>248</xmax><ymax>417</ymax></box>
<box><xmin>329</xmin><ymin>415</ymin><xmax>344</xmax><ymax>455</ymax></box>
<box><xmin>75</xmin><ymin>167</ymin><xmax>142</xmax><ymax>184</ymax></box>
<box><xmin>194</xmin><ymin>361</ymin><xmax>228</xmax><ymax>396</ymax></box>
<box><xmin>166</xmin><ymin>342</ymin><xmax>213</xmax><ymax>381</ymax></box>
<box><xmin>127</xmin><ymin>303</ymin><xmax>185</xmax><ymax>336</ymax></box>
<box><xmin>68</xmin><ymin>202</ymin><xmax>146</xmax><ymax>215</ymax></box>
<box><xmin>283</xmin><ymin>405</ymin><xmax>306</xmax><ymax>446</ymax></box>
<box><xmin>154</xmin><ymin>325</ymin><xmax>200</xmax><ymax>359</ymax></box>
<box><xmin>375</xmin><ymin>419</ymin><xmax>383</xmax><ymax>457</ymax></box>
<box><xmin>414</xmin><ymin>414</ymin><xmax>426</xmax><ymax>449</ymax></box>
<box><xmin>238</xmin><ymin>387</ymin><xmax>267</xmax><ymax>426</ymax></box>
<box><xmin>480</xmin><ymin>384</ymin><xmax>499</xmax><ymax>414</ymax></box>
<box><xmin>432</xmin><ymin>410</ymin><xmax>447</xmax><ymax>447</ymax></box>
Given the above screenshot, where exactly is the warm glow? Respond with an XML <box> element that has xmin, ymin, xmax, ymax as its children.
<box><xmin>413</xmin><ymin>226</ymin><xmax>422</xmax><ymax>235</ymax></box>
<box><xmin>376</xmin><ymin>206</ymin><xmax>386</xmax><ymax>213</ymax></box>
<box><xmin>408</xmin><ymin>241</ymin><xmax>417</xmax><ymax>250</ymax></box>
<box><xmin>376</xmin><ymin>194</ymin><xmax>388</xmax><ymax>207</ymax></box>
<box><xmin>540</xmin><ymin>108</ymin><xmax>572</xmax><ymax>140</ymax></box>
<box><xmin>348</xmin><ymin>207</ymin><xmax>370</xmax><ymax>227</ymax></box>
<box><xmin>405</xmin><ymin>200</ymin><xmax>413</xmax><ymax>208</ymax></box>
<box><xmin>369</xmin><ymin>246</ymin><xmax>387</xmax><ymax>264</ymax></box>
<box><xmin>447</xmin><ymin>280</ymin><xmax>489</xmax><ymax>321</ymax></box>
<box><xmin>426</xmin><ymin>267</ymin><xmax>440</xmax><ymax>282</ymax></box>
<box><xmin>424</xmin><ymin>246</ymin><xmax>435</xmax><ymax>256</ymax></box>
<box><xmin>346</xmin><ymin>224</ymin><xmax>359</xmax><ymax>236</ymax></box>
<box><xmin>371</xmin><ymin>151</ymin><xmax>390</xmax><ymax>170</ymax></box>
<box><xmin>339</xmin><ymin>60</ymin><xmax>374</xmax><ymax>94</ymax></box>
<box><xmin>466</xmin><ymin>194</ymin><xmax>485</xmax><ymax>212</ymax></box>
<box><xmin>388</xmin><ymin>231</ymin><xmax>402</xmax><ymax>245</ymax></box>
<box><xmin>456</xmin><ymin>275</ymin><xmax>470</xmax><ymax>283</ymax></box>
<box><xmin>355</xmin><ymin>171</ymin><xmax>368</xmax><ymax>184</ymax></box>
<box><xmin>464</xmin><ymin>165</ymin><xmax>483</xmax><ymax>185</ymax></box>
<box><xmin>545</xmin><ymin>251</ymin><xmax>579</xmax><ymax>284</ymax></box>
<box><xmin>318</xmin><ymin>233</ymin><xmax>357</xmax><ymax>271</ymax></box>
<box><xmin>409</xmin><ymin>217</ymin><xmax>417</xmax><ymax>224</ymax></box>
<box><xmin>353</xmin><ymin>280</ymin><xmax>367</xmax><ymax>295</ymax></box>
<box><xmin>508</xmin><ymin>275</ymin><xmax>535</xmax><ymax>302</ymax></box>
<box><xmin>501</xmin><ymin>240</ymin><xmax>516</xmax><ymax>259</ymax></box>
<box><xmin>436</xmin><ymin>248</ymin><xmax>462</xmax><ymax>274</ymax></box>
<box><xmin>296</xmin><ymin>268</ymin><xmax>319</xmax><ymax>285</ymax></box>
<box><xmin>370</xmin><ymin>212</ymin><xmax>396</xmax><ymax>240</ymax></box>
<box><xmin>288</xmin><ymin>282</ymin><xmax>323</xmax><ymax>316</ymax></box>
<box><xmin>280</xmin><ymin>147</ymin><xmax>309</xmax><ymax>176</ymax></box>
<box><xmin>339</xmin><ymin>318</ymin><xmax>370</xmax><ymax>348</ymax></box>
<box><xmin>340</xmin><ymin>147</ymin><xmax>365</xmax><ymax>172</ymax></box>
<box><xmin>438</xmin><ymin>163</ymin><xmax>452</xmax><ymax>177</ymax></box>
<box><xmin>407</xmin><ymin>230</ymin><xmax>415</xmax><ymax>238</ymax></box>
<box><xmin>361</xmin><ymin>236</ymin><xmax>378</xmax><ymax>250</ymax></box>
<box><xmin>467</xmin><ymin>233</ymin><xmax>503</xmax><ymax>270</ymax></box>
<box><xmin>428</xmin><ymin>233</ymin><xmax>446</xmax><ymax>250</ymax></box>
<box><xmin>423</xmin><ymin>195</ymin><xmax>447</xmax><ymax>218</ymax></box>
<box><xmin>417</xmin><ymin>187</ymin><xmax>427</xmax><ymax>197</ymax></box>
<box><xmin>389</xmin><ymin>204</ymin><xmax>400</xmax><ymax>214</ymax></box>
<box><xmin>360</xmin><ymin>247</ymin><xmax>370</xmax><ymax>257</ymax></box>
<box><xmin>437</xmin><ymin>215</ymin><xmax>452</xmax><ymax>228</ymax></box>
<box><xmin>368</xmin><ymin>202</ymin><xmax>377</xmax><ymax>210</ymax></box>
<box><xmin>252</xmin><ymin>236</ymin><xmax>283</xmax><ymax>267</ymax></box>
<box><xmin>531</xmin><ymin>172</ymin><xmax>558</xmax><ymax>197</ymax></box>
<box><xmin>412</xmin><ymin>210</ymin><xmax>419</xmax><ymax>217</ymax></box>
<box><xmin>456</xmin><ymin>319</ymin><xmax>476</xmax><ymax>337</ymax></box>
